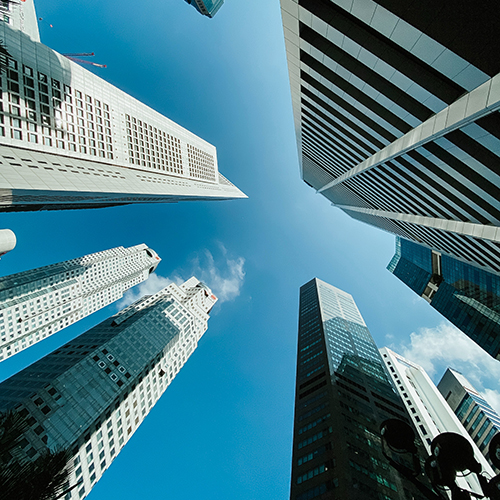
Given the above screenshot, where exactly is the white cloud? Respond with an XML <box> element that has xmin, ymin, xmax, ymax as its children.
<box><xmin>394</xmin><ymin>322</ymin><xmax>500</xmax><ymax>412</ymax></box>
<box><xmin>191</xmin><ymin>245</ymin><xmax>245</xmax><ymax>303</ymax></box>
<box><xmin>118</xmin><ymin>273</ymin><xmax>181</xmax><ymax>309</ymax></box>
<box><xmin>483</xmin><ymin>389</ymin><xmax>500</xmax><ymax>415</ymax></box>
<box><xmin>117</xmin><ymin>244</ymin><xmax>245</xmax><ymax>310</ymax></box>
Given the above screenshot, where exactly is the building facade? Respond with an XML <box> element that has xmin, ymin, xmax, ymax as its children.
<box><xmin>290</xmin><ymin>278</ymin><xmax>427</xmax><ymax>500</ymax></box>
<box><xmin>0</xmin><ymin>244</ymin><xmax>160</xmax><ymax>361</ymax></box>
<box><xmin>0</xmin><ymin>5</ymin><xmax>244</xmax><ymax>211</ymax></box>
<box><xmin>0</xmin><ymin>277</ymin><xmax>217</xmax><ymax>499</ymax></box>
<box><xmin>388</xmin><ymin>236</ymin><xmax>500</xmax><ymax>359</ymax></box>
<box><xmin>184</xmin><ymin>0</ymin><xmax>224</xmax><ymax>17</ymax></box>
<box><xmin>380</xmin><ymin>347</ymin><xmax>494</xmax><ymax>494</ymax></box>
<box><xmin>438</xmin><ymin>368</ymin><xmax>500</xmax><ymax>469</ymax></box>
<box><xmin>280</xmin><ymin>0</ymin><xmax>500</xmax><ymax>275</ymax></box>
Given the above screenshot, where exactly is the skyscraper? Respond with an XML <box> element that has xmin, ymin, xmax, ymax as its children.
<box><xmin>388</xmin><ymin>236</ymin><xmax>500</xmax><ymax>359</ymax></box>
<box><xmin>0</xmin><ymin>244</ymin><xmax>160</xmax><ymax>361</ymax></box>
<box><xmin>280</xmin><ymin>0</ymin><xmax>500</xmax><ymax>274</ymax></box>
<box><xmin>380</xmin><ymin>347</ymin><xmax>494</xmax><ymax>493</ymax></box>
<box><xmin>438</xmin><ymin>368</ymin><xmax>500</xmax><ymax>469</ymax></box>
<box><xmin>290</xmin><ymin>278</ymin><xmax>426</xmax><ymax>500</ymax></box>
<box><xmin>0</xmin><ymin>2</ymin><xmax>244</xmax><ymax>212</ymax></box>
<box><xmin>0</xmin><ymin>277</ymin><xmax>217</xmax><ymax>499</ymax></box>
<box><xmin>184</xmin><ymin>0</ymin><xmax>224</xmax><ymax>18</ymax></box>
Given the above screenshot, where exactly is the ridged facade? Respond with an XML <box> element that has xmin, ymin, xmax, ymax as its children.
<box><xmin>280</xmin><ymin>0</ymin><xmax>500</xmax><ymax>275</ymax></box>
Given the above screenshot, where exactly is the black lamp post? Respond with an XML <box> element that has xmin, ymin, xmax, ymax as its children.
<box><xmin>380</xmin><ymin>419</ymin><xmax>500</xmax><ymax>500</ymax></box>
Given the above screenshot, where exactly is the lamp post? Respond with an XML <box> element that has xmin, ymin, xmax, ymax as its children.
<box><xmin>380</xmin><ymin>419</ymin><xmax>500</xmax><ymax>499</ymax></box>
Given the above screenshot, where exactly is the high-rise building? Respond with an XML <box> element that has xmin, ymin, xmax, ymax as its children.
<box><xmin>380</xmin><ymin>347</ymin><xmax>494</xmax><ymax>493</ymax></box>
<box><xmin>0</xmin><ymin>277</ymin><xmax>217</xmax><ymax>499</ymax></box>
<box><xmin>280</xmin><ymin>0</ymin><xmax>500</xmax><ymax>275</ymax></box>
<box><xmin>388</xmin><ymin>236</ymin><xmax>500</xmax><ymax>359</ymax></box>
<box><xmin>0</xmin><ymin>244</ymin><xmax>160</xmax><ymax>362</ymax></box>
<box><xmin>438</xmin><ymin>368</ymin><xmax>500</xmax><ymax>469</ymax></box>
<box><xmin>184</xmin><ymin>0</ymin><xmax>224</xmax><ymax>18</ymax></box>
<box><xmin>290</xmin><ymin>278</ymin><xmax>427</xmax><ymax>500</ymax></box>
<box><xmin>0</xmin><ymin>2</ymin><xmax>244</xmax><ymax>212</ymax></box>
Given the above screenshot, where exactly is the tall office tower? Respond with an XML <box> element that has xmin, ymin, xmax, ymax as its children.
<box><xmin>438</xmin><ymin>368</ymin><xmax>500</xmax><ymax>468</ymax></box>
<box><xmin>290</xmin><ymin>278</ymin><xmax>427</xmax><ymax>500</ymax></box>
<box><xmin>280</xmin><ymin>0</ymin><xmax>500</xmax><ymax>275</ymax></box>
<box><xmin>380</xmin><ymin>347</ymin><xmax>494</xmax><ymax>493</ymax></box>
<box><xmin>0</xmin><ymin>244</ymin><xmax>160</xmax><ymax>361</ymax></box>
<box><xmin>0</xmin><ymin>277</ymin><xmax>216</xmax><ymax>499</ymax></box>
<box><xmin>184</xmin><ymin>0</ymin><xmax>224</xmax><ymax>17</ymax></box>
<box><xmin>388</xmin><ymin>236</ymin><xmax>500</xmax><ymax>359</ymax></box>
<box><xmin>0</xmin><ymin>3</ymin><xmax>244</xmax><ymax>212</ymax></box>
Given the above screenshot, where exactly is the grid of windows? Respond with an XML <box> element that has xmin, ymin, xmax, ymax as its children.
<box><xmin>3</xmin><ymin>58</ymin><xmax>113</xmax><ymax>159</ymax></box>
<box><xmin>125</xmin><ymin>115</ymin><xmax>183</xmax><ymax>173</ymax></box>
<box><xmin>187</xmin><ymin>143</ymin><xmax>216</xmax><ymax>182</ymax></box>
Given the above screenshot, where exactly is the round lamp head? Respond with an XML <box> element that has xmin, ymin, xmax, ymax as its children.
<box><xmin>488</xmin><ymin>433</ymin><xmax>500</xmax><ymax>469</ymax></box>
<box><xmin>424</xmin><ymin>455</ymin><xmax>456</xmax><ymax>488</ymax></box>
<box><xmin>430</xmin><ymin>433</ymin><xmax>480</xmax><ymax>474</ymax></box>
<box><xmin>380</xmin><ymin>419</ymin><xmax>417</xmax><ymax>453</ymax></box>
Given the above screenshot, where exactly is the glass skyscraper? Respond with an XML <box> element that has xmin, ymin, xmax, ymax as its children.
<box><xmin>280</xmin><ymin>0</ymin><xmax>500</xmax><ymax>275</ymax></box>
<box><xmin>290</xmin><ymin>278</ymin><xmax>427</xmax><ymax>500</ymax></box>
<box><xmin>388</xmin><ymin>236</ymin><xmax>500</xmax><ymax>359</ymax></box>
<box><xmin>438</xmin><ymin>368</ymin><xmax>500</xmax><ymax>470</ymax></box>
<box><xmin>0</xmin><ymin>244</ymin><xmax>161</xmax><ymax>361</ymax></box>
<box><xmin>0</xmin><ymin>277</ymin><xmax>217</xmax><ymax>499</ymax></box>
<box><xmin>184</xmin><ymin>0</ymin><xmax>224</xmax><ymax>17</ymax></box>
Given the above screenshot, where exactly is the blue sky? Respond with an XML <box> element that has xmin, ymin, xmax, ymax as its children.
<box><xmin>0</xmin><ymin>1</ymin><xmax>499</xmax><ymax>499</ymax></box>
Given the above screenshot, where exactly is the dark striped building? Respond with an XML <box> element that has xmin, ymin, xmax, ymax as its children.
<box><xmin>280</xmin><ymin>0</ymin><xmax>500</xmax><ymax>275</ymax></box>
<box><xmin>290</xmin><ymin>278</ymin><xmax>428</xmax><ymax>500</ymax></box>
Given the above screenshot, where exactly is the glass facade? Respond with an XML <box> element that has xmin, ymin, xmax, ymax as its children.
<box><xmin>290</xmin><ymin>278</ymin><xmax>428</xmax><ymax>500</ymax></box>
<box><xmin>0</xmin><ymin>277</ymin><xmax>217</xmax><ymax>499</ymax></box>
<box><xmin>438</xmin><ymin>368</ymin><xmax>500</xmax><ymax>470</ymax></box>
<box><xmin>388</xmin><ymin>237</ymin><xmax>500</xmax><ymax>359</ymax></box>
<box><xmin>184</xmin><ymin>0</ymin><xmax>224</xmax><ymax>17</ymax></box>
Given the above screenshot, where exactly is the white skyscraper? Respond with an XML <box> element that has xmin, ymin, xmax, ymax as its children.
<box><xmin>0</xmin><ymin>244</ymin><xmax>161</xmax><ymax>361</ymax></box>
<box><xmin>0</xmin><ymin>277</ymin><xmax>217</xmax><ymax>499</ymax></box>
<box><xmin>0</xmin><ymin>1</ymin><xmax>245</xmax><ymax>211</ymax></box>
<box><xmin>380</xmin><ymin>347</ymin><xmax>494</xmax><ymax>495</ymax></box>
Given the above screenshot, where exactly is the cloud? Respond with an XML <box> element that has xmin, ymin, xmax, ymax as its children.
<box><xmin>191</xmin><ymin>245</ymin><xmax>245</xmax><ymax>303</ymax></box>
<box><xmin>117</xmin><ymin>244</ymin><xmax>245</xmax><ymax>310</ymax></box>
<box><xmin>118</xmin><ymin>273</ymin><xmax>182</xmax><ymax>309</ymax></box>
<box><xmin>393</xmin><ymin>322</ymin><xmax>500</xmax><ymax>412</ymax></box>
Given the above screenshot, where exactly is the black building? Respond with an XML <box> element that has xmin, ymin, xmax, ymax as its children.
<box><xmin>290</xmin><ymin>278</ymin><xmax>427</xmax><ymax>500</ymax></box>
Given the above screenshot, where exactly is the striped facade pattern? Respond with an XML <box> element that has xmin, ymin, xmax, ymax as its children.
<box><xmin>281</xmin><ymin>0</ymin><xmax>500</xmax><ymax>275</ymax></box>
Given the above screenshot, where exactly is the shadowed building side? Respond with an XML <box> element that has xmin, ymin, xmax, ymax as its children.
<box><xmin>280</xmin><ymin>0</ymin><xmax>500</xmax><ymax>275</ymax></box>
<box><xmin>290</xmin><ymin>278</ymin><xmax>428</xmax><ymax>500</ymax></box>
<box><xmin>0</xmin><ymin>277</ymin><xmax>217</xmax><ymax>499</ymax></box>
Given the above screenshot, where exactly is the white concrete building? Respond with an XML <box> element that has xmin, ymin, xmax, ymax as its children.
<box><xmin>0</xmin><ymin>243</ymin><xmax>160</xmax><ymax>361</ymax></box>
<box><xmin>0</xmin><ymin>1</ymin><xmax>245</xmax><ymax>211</ymax></box>
<box><xmin>0</xmin><ymin>277</ymin><xmax>216</xmax><ymax>499</ymax></box>
<box><xmin>380</xmin><ymin>347</ymin><xmax>494</xmax><ymax>495</ymax></box>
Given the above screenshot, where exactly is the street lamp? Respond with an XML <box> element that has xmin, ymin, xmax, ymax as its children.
<box><xmin>380</xmin><ymin>419</ymin><xmax>500</xmax><ymax>499</ymax></box>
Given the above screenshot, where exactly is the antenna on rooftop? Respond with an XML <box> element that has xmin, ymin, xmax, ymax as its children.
<box><xmin>62</xmin><ymin>53</ymin><xmax>107</xmax><ymax>68</ymax></box>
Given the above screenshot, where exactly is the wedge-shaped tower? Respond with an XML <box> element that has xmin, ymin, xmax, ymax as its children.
<box><xmin>0</xmin><ymin>5</ymin><xmax>245</xmax><ymax>211</ymax></box>
<box><xmin>280</xmin><ymin>0</ymin><xmax>500</xmax><ymax>275</ymax></box>
<box><xmin>0</xmin><ymin>244</ymin><xmax>160</xmax><ymax>361</ymax></box>
<box><xmin>0</xmin><ymin>277</ymin><xmax>217</xmax><ymax>499</ymax></box>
